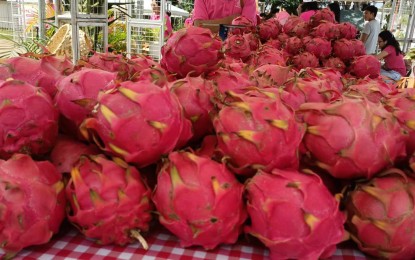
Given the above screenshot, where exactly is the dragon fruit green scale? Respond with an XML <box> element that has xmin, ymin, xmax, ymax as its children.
<box><xmin>152</xmin><ymin>151</ymin><xmax>247</xmax><ymax>249</ymax></box>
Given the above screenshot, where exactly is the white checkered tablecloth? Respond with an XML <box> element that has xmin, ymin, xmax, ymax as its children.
<box><xmin>7</xmin><ymin>224</ymin><xmax>371</xmax><ymax>260</ymax></box>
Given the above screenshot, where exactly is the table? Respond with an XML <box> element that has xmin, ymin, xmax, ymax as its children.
<box><xmin>11</xmin><ymin>223</ymin><xmax>372</xmax><ymax>260</ymax></box>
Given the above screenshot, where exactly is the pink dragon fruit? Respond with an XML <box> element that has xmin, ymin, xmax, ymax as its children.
<box><xmin>285</xmin><ymin>36</ymin><xmax>304</xmax><ymax>55</ymax></box>
<box><xmin>277</xmin><ymin>33</ymin><xmax>290</xmax><ymax>44</ymax></box>
<box><xmin>54</xmin><ymin>68</ymin><xmax>117</xmax><ymax>137</ymax></box>
<box><xmin>282</xmin><ymin>76</ymin><xmax>342</xmax><ymax>110</ymax></box>
<box><xmin>349</xmin><ymin>55</ymin><xmax>381</xmax><ymax>79</ymax></box>
<box><xmin>262</xmin><ymin>39</ymin><xmax>282</xmax><ymax>49</ymax></box>
<box><xmin>309</xmin><ymin>8</ymin><xmax>336</xmax><ymax>27</ymax></box>
<box><xmin>322</xmin><ymin>57</ymin><xmax>347</xmax><ymax>73</ymax></box>
<box><xmin>312</xmin><ymin>21</ymin><xmax>340</xmax><ymax>40</ymax></box>
<box><xmin>206</xmin><ymin>68</ymin><xmax>255</xmax><ymax>98</ymax></box>
<box><xmin>291</xmin><ymin>21</ymin><xmax>309</xmax><ymax>38</ymax></box>
<box><xmin>333</xmin><ymin>39</ymin><xmax>356</xmax><ymax>62</ymax></box>
<box><xmin>213</xmin><ymin>91</ymin><xmax>304</xmax><ymax>174</ymax></box>
<box><xmin>349</xmin><ymin>39</ymin><xmax>367</xmax><ymax>57</ymax></box>
<box><xmin>337</xmin><ymin>22</ymin><xmax>358</xmax><ymax>39</ymax></box>
<box><xmin>161</xmin><ymin>27</ymin><xmax>222</xmax><ymax>78</ymax></box>
<box><xmin>299</xmin><ymin>94</ymin><xmax>407</xmax><ymax>179</ymax></box>
<box><xmin>0</xmin><ymin>80</ymin><xmax>58</xmax><ymax>159</ymax></box>
<box><xmin>344</xmin><ymin>168</ymin><xmax>415</xmax><ymax>259</ymax></box>
<box><xmin>169</xmin><ymin>75</ymin><xmax>215</xmax><ymax>140</ymax></box>
<box><xmin>303</xmin><ymin>67</ymin><xmax>344</xmax><ymax>91</ymax></box>
<box><xmin>305</xmin><ymin>37</ymin><xmax>332</xmax><ymax>59</ymax></box>
<box><xmin>0</xmin><ymin>154</ymin><xmax>66</xmax><ymax>258</ymax></box>
<box><xmin>258</xmin><ymin>19</ymin><xmax>281</xmax><ymax>42</ymax></box>
<box><xmin>223</xmin><ymin>34</ymin><xmax>252</xmax><ymax>61</ymax></box>
<box><xmin>245</xmin><ymin>169</ymin><xmax>348</xmax><ymax>260</ymax></box>
<box><xmin>250</xmin><ymin>47</ymin><xmax>287</xmax><ymax>67</ymax></box>
<box><xmin>66</xmin><ymin>155</ymin><xmax>153</xmax><ymax>246</ymax></box>
<box><xmin>243</xmin><ymin>32</ymin><xmax>260</xmax><ymax>51</ymax></box>
<box><xmin>385</xmin><ymin>88</ymin><xmax>415</xmax><ymax>157</ymax></box>
<box><xmin>0</xmin><ymin>55</ymin><xmax>74</xmax><ymax>97</ymax></box>
<box><xmin>230</xmin><ymin>15</ymin><xmax>255</xmax><ymax>34</ymax></box>
<box><xmin>292</xmin><ymin>52</ymin><xmax>319</xmax><ymax>69</ymax></box>
<box><xmin>346</xmin><ymin>76</ymin><xmax>393</xmax><ymax>103</ymax></box>
<box><xmin>283</xmin><ymin>16</ymin><xmax>303</xmax><ymax>35</ymax></box>
<box><xmin>80</xmin><ymin>80</ymin><xmax>192</xmax><ymax>167</ymax></box>
<box><xmin>251</xmin><ymin>64</ymin><xmax>291</xmax><ymax>87</ymax></box>
<box><xmin>152</xmin><ymin>151</ymin><xmax>247</xmax><ymax>249</ymax></box>
<box><xmin>49</xmin><ymin>135</ymin><xmax>100</xmax><ymax>175</ymax></box>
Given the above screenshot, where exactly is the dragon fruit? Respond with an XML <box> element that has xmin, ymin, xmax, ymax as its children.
<box><xmin>349</xmin><ymin>55</ymin><xmax>381</xmax><ymax>79</ymax></box>
<box><xmin>169</xmin><ymin>75</ymin><xmax>215</xmax><ymax>140</ymax></box>
<box><xmin>80</xmin><ymin>80</ymin><xmax>192</xmax><ymax>167</ymax></box>
<box><xmin>309</xmin><ymin>8</ymin><xmax>336</xmax><ymax>27</ymax></box>
<box><xmin>258</xmin><ymin>19</ymin><xmax>281</xmax><ymax>42</ymax></box>
<box><xmin>161</xmin><ymin>27</ymin><xmax>222</xmax><ymax>78</ymax></box>
<box><xmin>333</xmin><ymin>39</ymin><xmax>356</xmax><ymax>62</ymax></box>
<box><xmin>152</xmin><ymin>151</ymin><xmax>247</xmax><ymax>249</ymax></box>
<box><xmin>344</xmin><ymin>168</ymin><xmax>415</xmax><ymax>259</ymax></box>
<box><xmin>243</xmin><ymin>32</ymin><xmax>260</xmax><ymax>51</ymax></box>
<box><xmin>0</xmin><ymin>154</ymin><xmax>66</xmax><ymax>258</ymax></box>
<box><xmin>49</xmin><ymin>135</ymin><xmax>100</xmax><ymax>175</ymax></box>
<box><xmin>206</xmin><ymin>68</ymin><xmax>255</xmax><ymax>98</ymax></box>
<box><xmin>312</xmin><ymin>21</ymin><xmax>340</xmax><ymax>40</ymax></box>
<box><xmin>283</xmin><ymin>16</ymin><xmax>303</xmax><ymax>35</ymax></box>
<box><xmin>284</xmin><ymin>36</ymin><xmax>303</xmax><ymax>55</ymax></box>
<box><xmin>385</xmin><ymin>88</ymin><xmax>415</xmax><ymax>157</ymax></box>
<box><xmin>305</xmin><ymin>37</ymin><xmax>332</xmax><ymax>59</ymax></box>
<box><xmin>299</xmin><ymin>94</ymin><xmax>407</xmax><ymax>179</ymax></box>
<box><xmin>282</xmin><ymin>76</ymin><xmax>341</xmax><ymax>110</ymax></box>
<box><xmin>245</xmin><ymin>169</ymin><xmax>348</xmax><ymax>260</ymax></box>
<box><xmin>230</xmin><ymin>16</ymin><xmax>255</xmax><ymax>34</ymax></box>
<box><xmin>54</xmin><ymin>68</ymin><xmax>117</xmax><ymax>136</ymax></box>
<box><xmin>291</xmin><ymin>21</ymin><xmax>309</xmax><ymax>38</ymax></box>
<box><xmin>323</xmin><ymin>57</ymin><xmax>347</xmax><ymax>74</ymax></box>
<box><xmin>213</xmin><ymin>91</ymin><xmax>304</xmax><ymax>174</ymax></box>
<box><xmin>292</xmin><ymin>52</ymin><xmax>319</xmax><ymax>70</ymax></box>
<box><xmin>223</xmin><ymin>34</ymin><xmax>252</xmax><ymax>61</ymax></box>
<box><xmin>262</xmin><ymin>39</ymin><xmax>282</xmax><ymax>50</ymax></box>
<box><xmin>303</xmin><ymin>67</ymin><xmax>344</xmax><ymax>91</ymax></box>
<box><xmin>349</xmin><ymin>39</ymin><xmax>367</xmax><ymax>57</ymax></box>
<box><xmin>0</xmin><ymin>55</ymin><xmax>73</xmax><ymax>97</ymax></box>
<box><xmin>251</xmin><ymin>64</ymin><xmax>291</xmax><ymax>87</ymax></box>
<box><xmin>346</xmin><ymin>76</ymin><xmax>393</xmax><ymax>103</ymax></box>
<box><xmin>0</xmin><ymin>80</ymin><xmax>58</xmax><ymax>159</ymax></box>
<box><xmin>250</xmin><ymin>47</ymin><xmax>287</xmax><ymax>67</ymax></box>
<box><xmin>337</xmin><ymin>22</ymin><xmax>358</xmax><ymax>39</ymax></box>
<box><xmin>66</xmin><ymin>155</ymin><xmax>153</xmax><ymax>246</ymax></box>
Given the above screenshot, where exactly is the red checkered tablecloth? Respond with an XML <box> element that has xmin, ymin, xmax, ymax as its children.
<box><xmin>8</xmin><ymin>224</ymin><xmax>372</xmax><ymax>260</ymax></box>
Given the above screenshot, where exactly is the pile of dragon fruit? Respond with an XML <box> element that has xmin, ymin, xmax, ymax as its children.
<box><xmin>1</xmin><ymin>8</ymin><xmax>415</xmax><ymax>259</ymax></box>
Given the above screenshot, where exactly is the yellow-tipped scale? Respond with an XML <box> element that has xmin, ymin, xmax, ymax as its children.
<box><xmin>269</xmin><ymin>119</ymin><xmax>289</xmax><ymax>130</ymax></box>
<box><xmin>304</xmin><ymin>212</ymin><xmax>320</xmax><ymax>230</ymax></box>
<box><xmin>119</xmin><ymin>87</ymin><xmax>141</xmax><ymax>102</ymax></box>
<box><xmin>100</xmin><ymin>105</ymin><xmax>118</xmax><ymax>123</ymax></box>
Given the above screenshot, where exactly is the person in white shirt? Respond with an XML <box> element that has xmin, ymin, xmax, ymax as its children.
<box><xmin>360</xmin><ymin>5</ymin><xmax>380</xmax><ymax>54</ymax></box>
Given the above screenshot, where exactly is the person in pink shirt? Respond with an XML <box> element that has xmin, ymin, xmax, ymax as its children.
<box><xmin>184</xmin><ymin>10</ymin><xmax>194</xmax><ymax>28</ymax></box>
<box><xmin>297</xmin><ymin>1</ymin><xmax>319</xmax><ymax>22</ymax></box>
<box><xmin>275</xmin><ymin>8</ymin><xmax>290</xmax><ymax>26</ymax></box>
<box><xmin>193</xmin><ymin>0</ymin><xmax>257</xmax><ymax>33</ymax></box>
<box><xmin>150</xmin><ymin>0</ymin><xmax>173</xmax><ymax>39</ymax></box>
<box><xmin>375</xmin><ymin>30</ymin><xmax>407</xmax><ymax>81</ymax></box>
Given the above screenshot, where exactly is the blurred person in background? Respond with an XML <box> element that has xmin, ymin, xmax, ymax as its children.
<box><xmin>360</xmin><ymin>5</ymin><xmax>380</xmax><ymax>54</ymax></box>
<box><xmin>184</xmin><ymin>10</ymin><xmax>194</xmax><ymax>27</ymax></box>
<box><xmin>297</xmin><ymin>1</ymin><xmax>319</xmax><ymax>22</ymax></box>
<box><xmin>328</xmin><ymin>1</ymin><xmax>340</xmax><ymax>23</ymax></box>
<box><xmin>375</xmin><ymin>30</ymin><xmax>406</xmax><ymax>81</ymax></box>
<box><xmin>151</xmin><ymin>0</ymin><xmax>173</xmax><ymax>39</ymax></box>
<box><xmin>193</xmin><ymin>0</ymin><xmax>257</xmax><ymax>33</ymax></box>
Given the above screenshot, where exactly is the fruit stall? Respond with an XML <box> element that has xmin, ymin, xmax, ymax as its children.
<box><xmin>1</xmin><ymin>0</ymin><xmax>415</xmax><ymax>259</ymax></box>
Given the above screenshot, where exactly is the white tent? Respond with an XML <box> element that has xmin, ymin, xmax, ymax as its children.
<box><xmin>139</xmin><ymin>0</ymin><xmax>189</xmax><ymax>17</ymax></box>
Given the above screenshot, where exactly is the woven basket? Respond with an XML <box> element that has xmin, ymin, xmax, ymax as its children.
<box><xmin>46</xmin><ymin>24</ymin><xmax>92</xmax><ymax>59</ymax></box>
